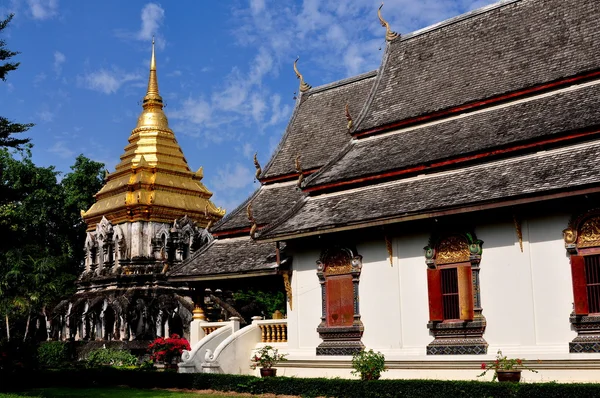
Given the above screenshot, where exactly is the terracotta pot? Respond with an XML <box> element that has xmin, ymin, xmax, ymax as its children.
<box><xmin>260</xmin><ymin>368</ymin><xmax>277</xmax><ymax>377</ymax></box>
<box><xmin>496</xmin><ymin>370</ymin><xmax>521</xmax><ymax>382</ymax></box>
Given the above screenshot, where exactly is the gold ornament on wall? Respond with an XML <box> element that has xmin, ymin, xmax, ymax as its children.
<box><xmin>436</xmin><ymin>235</ymin><xmax>470</xmax><ymax>265</ymax></box>
<box><xmin>282</xmin><ymin>271</ymin><xmax>293</xmax><ymax>310</ymax></box>
<box><xmin>578</xmin><ymin>217</ymin><xmax>600</xmax><ymax>248</ymax></box>
<box><xmin>513</xmin><ymin>214</ymin><xmax>523</xmax><ymax>253</ymax></box>
<box><xmin>384</xmin><ymin>235</ymin><xmax>393</xmax><ymax>266</ymax></box>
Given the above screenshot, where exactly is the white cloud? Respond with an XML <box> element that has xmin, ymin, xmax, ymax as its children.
<box><xmin>33</xmin><ymin>72</ymin><xmax>47</xmax><ymax>85</ymax></box>
<box><xmin>37</xmin><ymin>110</ymin><xmax>54</xmax><ymax>122</ymax></box>
<box><xmin>114</xmin><ymin>3</ymin><xmax>166</xmax><ymax>48</ymax></box>
<box><xmin>241</xmin><ymin>143</ymin><xmax>254</xmax><ymax>159</ymax></box>
<box><xmin>53</xmin><ymin>51</ymin><xmax>65</xmax><ymax>76</ymax></box>
<box><xmin>48</xmin><ymin>140</ymin><xmax>75</xmax><ymax>159</ymax></box>
<box><xmin>137</xmin><ymin>3</ymin><xmax>164</xmax><ymax>41</ymax></box>
<box><xmin>27</xmin><ymin>0</ymin><xmax>58</xmax><ymax>20</ymax></box>
<box><xmin>77</xmin><ymin>69</ymin><xmax>142</xmax><ymax>95</ymax></box>
<box><xmin>212</xmin><ymin>163</ymin><xmax>254</xmax><ymax>190</ymax></box>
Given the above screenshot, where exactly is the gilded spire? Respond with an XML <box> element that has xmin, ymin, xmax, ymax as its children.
<box><xmin>82</xmin><ymin>37</ymin><xmax>227</xmax><ymax>231</ymax></box>
<box><xmin>136</xmin><ymin>37</ymin><xmax>168</xmax><ymax>131</ymax></box>
<box><xmin>294</xmin><ymin>57</ymin><xmax>312</xmax><ymax>93</ymax></box>
<box><xmin>144</xmin><ymin>36</ymin><xmax>163</xmax><ymax>106</ymax></box>
<box><xmin>378</xmin><ymin>3</ymin><xmax>399</xmax><ymax>42</ymax></box>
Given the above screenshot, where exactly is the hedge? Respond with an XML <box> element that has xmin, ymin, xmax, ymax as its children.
<box><xmin>2</xmin><ymin>368</ymin><xmax>600</xmax><ymax>398</ymax></box>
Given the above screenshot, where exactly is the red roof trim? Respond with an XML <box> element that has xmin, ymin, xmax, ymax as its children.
<box><xmin>305</xmin><ymin>128</ymin><xmax>600</xmax><ymax>193</ymax></box>
<box><xmin>354</xmin><ymin>69</ymin><xmax>600</xmax><ymax>139</ymax></box>
<box><xmin>260</xmin><ymin>168</ymin><xmax>319</xmax><ymax>184</ymax></box>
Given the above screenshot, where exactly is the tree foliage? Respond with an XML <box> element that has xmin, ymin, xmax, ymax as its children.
<box><xmin>0</xmin><ymin>14</ymin><xmax>32</xmax><ymax>149</ymax></box>
<box><xmin>0</xmin><ymin>149</ymin><xmax>104</xmax><ymax>340</ymax></box>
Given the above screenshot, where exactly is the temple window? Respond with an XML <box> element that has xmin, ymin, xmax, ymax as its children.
<box><xmin>563</xmin><ymin>213</ymin><xmax>600</xmax><ymax>352</ymax></box>
<box><xmin>316</xmin><ymin>246</ymin><xmax>364</xmax><ymax>355</ymax></box>
<box><xmin>424</xmin><ymin>233</ymin><xmax>486</xmax><ymax>355</ymax></box>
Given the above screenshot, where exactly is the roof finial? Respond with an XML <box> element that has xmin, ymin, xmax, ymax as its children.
<box><xmin>246</xmin><ymin>202</ymin><xmax>257</xmax><ymax>239</ymax></box>
<box><xmin>143</xmin><ymin>36</ymin><xmax>162</xmax><ymax>107</ymax></box>
<box><xmin>345</xmin><ymin>103</ymin><xmax>353</xmax><ymax>131</ymax></box>
<box><xmin>294</xmin><ymin>57</ymin><xmax>312</xmax><ymax>93</ymax></box>
<box><xmin>378</xmin><ymin>3</ymin><xmax>399</xmax><ymax>42</ymax></box>
<box><xmin>253</xmin><ymin>153</ymin><xmax>262</xmax><ymax>181</ymax></box>
<box><xmin>295</xmin><ymin>155</ymin><xmax>304</xmax><ymax>187</ymax></box>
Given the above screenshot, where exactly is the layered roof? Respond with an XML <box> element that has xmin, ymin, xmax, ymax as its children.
<box><xmin>211</xmin><ymin>182</ymin><xmax>302</xmax><ymax>236</ymax></box>
<box><xmin>260</xmin><ymin>140</ymin><xmax>600</xmax><ymax>240</ymax></box>
<box><xmin>353</xmin><ymin>0</ymin><xmax>600</xmax><ymax>136</ymax></box>
<box><xmin>82</xmin><ymin>41</ymin><xmax>225</xmax><ymax>229</ymax></box>
<box><xmin>260</xmin><ymin>71</ymin><xmax>376</xmax><ymax>181</ymax></box>
<box><xmin>212</xmin><ymin>71</ymin><xmax>377</xmax><ymax>236</ymax></box>
<box><xmin>256</xmin><ymin>0</ymin><xmax>600</xmax><ymax>240</ymax></box>
<box><xmin>168</xmin><ymin>237</ymin><xmax>285</xmax><ymax>280</ymax></box>
<box><xmin>306</xmin><ymin>80</ymin><xmax>600</xmax><ymax>189</ymax></box>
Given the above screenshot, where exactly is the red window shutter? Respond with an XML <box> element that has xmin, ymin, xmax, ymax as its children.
<box><xmin>326</xmin><ymin>275</ymin><xmax>354</xmax><ymax>327</ymax></box>
<box><xmin>427</xmin><ymin>268</ymin><xmax>443</xmax><ymax>321</ymax></box>
<box><xmin>571</xmin><ymin>255</ymin><xmax>589</xmax><ymax>315</ymax></box>
<box><xmin>457</xmin><ymin>265</ymin><xmax>474</xmax><ymax>321</ymax></box>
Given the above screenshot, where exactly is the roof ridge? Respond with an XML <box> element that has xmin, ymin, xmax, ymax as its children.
<box><xmin>400</xmin><ymin>0</ymin><xmax>521</xmax><ymax>43</ymax></box>
<box><xmin>306</xmin><ymin>70</ymin><xmax>377</xmax><ymax>95</ymax></box>
<box><xmin>260</xmin><ymin>70</ymin><xmax>377</xmax><ymax>181</ymax></box>
<box><xmin>211</xmin><ymin>185</ymin><xmax>261</xmax><ymax>232</ymax></box>
<box><xmin>352</xmin><ymin>0</ymin><xmax>522</xmax><ymax>134</ymax></box>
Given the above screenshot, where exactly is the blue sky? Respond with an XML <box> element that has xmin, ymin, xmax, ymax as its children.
<box><xmin>0</xmin><ymin>0</ymin><xmax>495</xmax><ymax>212</ymax></box>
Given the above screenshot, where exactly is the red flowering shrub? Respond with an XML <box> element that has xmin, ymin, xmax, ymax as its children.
<box><xmin>477</xmin><ymin>350</ymin><xmax>537</xmax><ymax>381</ymax></box>
<box><xmin>148</xmin><ymin>334</ymin><xmax>190</xmax><ymax>363</ymax></box>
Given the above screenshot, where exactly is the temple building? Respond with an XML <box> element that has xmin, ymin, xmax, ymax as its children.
<box><xmin>53</xmin><ymin>40</ymin><xmax>225</xmax><ymax>344</ymax></box>
<box><xmin>176</xmin><ymin>0</ymin><xmax>600</xmax><ymax>382</ymax></box>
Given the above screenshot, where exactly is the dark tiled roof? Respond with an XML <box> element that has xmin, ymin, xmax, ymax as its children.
<box><xmin>354</xmin><ymin>0</ymin><xmax>600</xmax><ymax>134</ymax></box>
<box><xmin>306</xmin><ymin>82</ymin><xmax>600</xmax><ymax>188</ymax></box>
<box><xmin>211</xmin><ymin>183</ymin><xmax>302</xmax><ymax>233</ymax></box>
<box><xmin>168</xmin><ymin>238</ymin><xmax>280</xmax><ymax>279</ymax></box>
<box><xmin>259</xmin><ymin>141</ymin><xmax>600</xmax><ymax>239</ymax></box>
<box><xmin>261</xmin><ymin>72</ymin><xmax>376</xmax><ymax>179</ymax></box>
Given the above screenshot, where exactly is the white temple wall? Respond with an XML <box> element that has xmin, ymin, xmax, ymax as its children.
<box><xmin>287</xmin><ymin>249</ymin><xmax>322</xmax><ymax>352</ymax></box>
<box><xmin>285</xmin><ymin>213</ymin><xmax>588</xmax><ymax>361</ymax></box>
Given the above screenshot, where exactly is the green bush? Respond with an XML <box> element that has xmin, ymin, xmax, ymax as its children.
<box><xmin>85</xmin><ymin>348</ymin><xmax>138</xmax><ymax>368</ymax></box>
<box><xmin>4</xmin><ymin>368</ymin><xmax>600</xmax><ymax>397</ymax></box>
<box><xmin>38</xmin><ymin>341</ymin><xmax>71</xmax><ymax>368</ymax></box>
<box><xmin>351</xmin><ymin>349</ymin><xmax>386</xmax><ymax>381</ymax></box>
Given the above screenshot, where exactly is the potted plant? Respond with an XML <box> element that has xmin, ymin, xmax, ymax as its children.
<box><xmin>250</xmin><ymin>345</ymin><xmax>288</xmax><ymax>377</ymax></box>
<box><xmin>478</xmin><ymin>350</ymin><xmax>538</xmax><ymax>382</ymax></box>
<box><xmin>351</xmin><ymin>349</ymin><xmax>387</xmax><ymax>381</ymax></box>
<box><xmin>148</xmin><ymin>333</ymin><xmax>190</xmax><ymax>371</ymax></box>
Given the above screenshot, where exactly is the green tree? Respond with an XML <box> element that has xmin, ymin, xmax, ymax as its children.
<box><xmin>0</xmin><ymin>14</ymin><xmax>32</xmax><ymax>149</ymax></box>
<box><xmin>0</xmin><ymin>151</ymin><xmax>104</xmax><ymax>340</ymax></box>
<box><xmin>61</xmin><ymin>154</ymin><xmax>105</xmax><ymax>271</ymax></box>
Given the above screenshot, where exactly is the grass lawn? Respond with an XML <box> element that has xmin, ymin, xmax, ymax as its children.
<box><xmin>0</xmin><ymin>388</ymin><xmax>262</xmax><ymax>398</ymax></box>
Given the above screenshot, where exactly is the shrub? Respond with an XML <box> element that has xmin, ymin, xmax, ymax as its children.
<box><xmin>38</xmin><ymin>341</ymin><xmax>71</xmax><ymax>368</ymax></box>
<box><xmin>86</xmin><ymin>348</ymin><xmax>138</xmax><ymax>368</ymax></box>
<box><xmin>351</xmin><ymin>349</ymin><xmax>387</xmax><ymax>381</ymax></box>
<box><xmin>148</xmin><ymin>334</ymin><xmax>190</xmax><ymax>364</ymax></box>
<box><xmin>0</xmin><ymin>339</ymin><xmax>39</xmax><ymax>371</ymax></box>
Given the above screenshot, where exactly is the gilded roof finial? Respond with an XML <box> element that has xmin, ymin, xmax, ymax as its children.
<box><xmin>253</xmin><ymin>153</ymin><xmax>262</xmax><ymax>180</ymax></box>
<box><xmin>295</xmin><ymin>155</ymin><xmax>304</xmax><ymax>187</ymax></box>
<box><xmin>345</xmin><ymin>103</ymin><xmax>353</xmax><ymax>131</ymax></box>
<box><xmin>246</xmin><ymin>202</ymin><xmax>257</xmax><ymax>239</ymax></box>
<box><xmin>294</xmin><ymin>57</ymin><xmax>312</xmax><ymax>93</ymax></box>
<box><xmin>143</xmin><ymin>36</ymin><xmax>163</xmax><ymax>108</ymax></box>
<box><xmin>378</xmin><ymin>3</ymin><xmax>399</xmax><ymax>42</ymax></box>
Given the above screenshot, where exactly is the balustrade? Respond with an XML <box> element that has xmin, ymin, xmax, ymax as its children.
<box><xmin>258</xmin><ymin>321</ymin><xmax>287</xmax><ymax>343</ymax></box>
